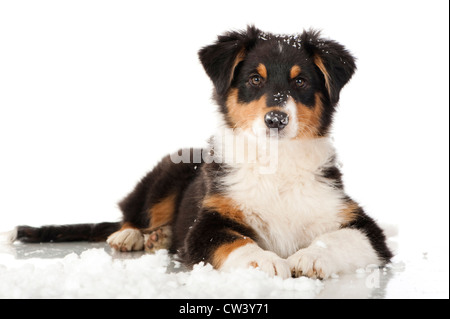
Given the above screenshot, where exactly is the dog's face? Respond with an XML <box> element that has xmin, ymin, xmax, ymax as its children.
<box><xmin>199</xmin><ymin>26</ymin><xmax>356</xmax><ymax>139</ymax></box>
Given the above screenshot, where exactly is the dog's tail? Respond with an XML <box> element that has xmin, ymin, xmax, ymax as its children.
<box><xmin>5</xmin><ymin>222</ymin><xmax>121</xmax><ymax>244</ymax></box>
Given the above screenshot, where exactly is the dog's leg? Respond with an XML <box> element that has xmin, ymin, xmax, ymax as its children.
<box><xmin>288</xmin><ymin>202</ymin><xmax>392</xmax><ymax>279</ymax></box>
<box><xmin>181</xmin><ymin>195</ymin><xmax>291</xmax><ymax>279</ymax></box>
<box><xmin>108</xmin><ymin>150</ymin><xmax>202</xmax><ymax>252</ymax></box>
<box><xmin>287</xmin><ymin>228</ymin><xmax>380</xmax><ymax>279</ymax></box>
<box><xmin>217</xmin><ymin>241</ymin><xmax>291</xmax><ymax>279</ymax></box>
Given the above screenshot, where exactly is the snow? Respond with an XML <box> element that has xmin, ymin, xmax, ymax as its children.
<box><xmin>0</xmin><ymin>0</ymin><xmax>448</xmax><ymax>300</ymax></box>
<box><xmin>258</xmin><ymin>32</ymin><xmax>303</xmax><ymax>50</ymax></box>
<box><xmin>0</xmin><ymin>232</ymin><xmax>448</xmax><ymax>299</ymax></box>
<box><xmin>0</xmin><ymin>244</ymin><xmax>323</xmax><ymax>299</ymax></box>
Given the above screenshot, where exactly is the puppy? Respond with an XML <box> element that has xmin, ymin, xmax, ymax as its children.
<box><xmin>13</xmin><ymin>26</ymin><xmax>392</xmax><ymax>279</ymax></box>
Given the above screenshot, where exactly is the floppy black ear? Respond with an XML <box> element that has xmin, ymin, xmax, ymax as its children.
<box><xmin>302</xmin><ymin>30</ymin><xmax>357</xmax><ymax>106</ymax></box>
<box><xmin>199</xmin><ymin>26</ymin><xmax>260</xmax><ymax>96</ymax></box>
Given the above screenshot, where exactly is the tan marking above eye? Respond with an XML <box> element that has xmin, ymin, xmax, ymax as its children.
<box><xmin>290</xmin><ymin>65</ymin><xmax>301</xmax><ymax>79</ymax></box>
<box><xmin>256</xmin><ymin>63</ymin><xmax>267</xmax><ymax>79</ymax></box>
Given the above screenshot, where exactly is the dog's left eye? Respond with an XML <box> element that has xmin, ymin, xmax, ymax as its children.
<box><xmin>295</xmin><ymin>77</ymin><xmax>307</xmax><ymax>88</ymax></box>
<box><xmin>249</xmin><ymin>75</ymin><xmax>263</xmax><ymax>87</ymax></box>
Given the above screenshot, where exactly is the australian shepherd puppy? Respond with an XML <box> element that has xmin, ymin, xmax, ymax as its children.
<box><xmin>12</xmin><ymin>26</ymin><xmax>392</xmax><ymax>279</ymax></box>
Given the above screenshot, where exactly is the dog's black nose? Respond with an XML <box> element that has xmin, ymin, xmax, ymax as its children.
<box><xmin>264</xmin><ymin>111</ymin><xmax>289</xmax><ymax>130</ymax></box>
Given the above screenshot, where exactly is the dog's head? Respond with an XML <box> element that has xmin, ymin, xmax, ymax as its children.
<box><xmin>199</xmin><ymin>26</ymin><xmax>356</xmax><ymax>139</ymax></box>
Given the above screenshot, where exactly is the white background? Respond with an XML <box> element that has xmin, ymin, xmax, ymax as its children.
<box><xmin>0</xmin><ymin>0</ymin><xmax>448</xmax><ymax>267</ymax></box>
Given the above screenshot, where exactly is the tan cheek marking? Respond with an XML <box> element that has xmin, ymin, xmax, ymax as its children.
<box><xmin>149</xmin><ymin>193</ymin><xmax>177</xmax><ymax>229</ymax></box>
<box><xmin>226</xmin><ymin>88</ymin><xmax>270</xmax><ymax>130</ymax></box>
<box><xmin>295</xmin><ymin>93</ymin><xmax>324</xmax><ymax>139</ymax></box>
<box><xmin>256</xmin><ymin>63</ymin><xmax>268</xmax><ymax>79</ymax></box>
<box><xmin>212</xmin><ymin>237</ymin><xmax>254</xmax><ymax>269</ymax></box>
<box><xmin>290</xmin><ymin>65</ymin><xmax>301</xmax><ymax>79</ymax></box>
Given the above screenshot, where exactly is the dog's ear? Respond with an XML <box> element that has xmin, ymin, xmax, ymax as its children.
<box><xmin>302</xmin><ymin>30</ymin><xmax>357</xmax><ymax>106</ymax></box>
<box><xmin>199</xmin><ymin>26</ymin><xmax>260</xmax><ymax>96</ymax></box>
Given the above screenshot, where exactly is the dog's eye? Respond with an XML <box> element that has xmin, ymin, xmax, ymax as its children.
<box><xmin>249</xmin><ymin>75</ymin><xmax>263</xmax><ymax>87</ymax></box>
<box><xmin>295</xmin><ymin>77</ymin><xmax>307</xmax><ymax>88</ymax></box>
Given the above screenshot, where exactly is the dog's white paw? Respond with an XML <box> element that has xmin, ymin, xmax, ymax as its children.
<box><xmin>107</xmin><ymin>228</ymin><xmax>144</xmax><ymax>252</ymax></box>
<box><xmin>288</xmin><ymin>229</ymin><xmax>383</xmax><ymax>279</ymax></box>
<box><xmin>220</xmin><ymin>243</ymin><xmax>291</xmax><ymax>279</ymax></box>
<box><xmin>287</xmin><ymin>246</ymin><xmax>334</xmax><ymax>279</ymax></box>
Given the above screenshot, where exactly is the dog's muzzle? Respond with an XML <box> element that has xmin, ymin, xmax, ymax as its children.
<box><xmin>264</xmin><ymin>111</ymin><xmax>289</xmax><ymax>130</ymax></box>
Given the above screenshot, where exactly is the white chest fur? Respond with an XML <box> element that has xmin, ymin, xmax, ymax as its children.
<box><xmin>217</xmin><ymin>135</ymin><xmax>347</xmax><ymax>258</ymax></box>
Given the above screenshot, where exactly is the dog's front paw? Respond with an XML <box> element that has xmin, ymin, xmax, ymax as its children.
<box><xmin>107</xmin><ymin>228</ymin><xmax>144</xmax><ymax>252</ymax></box>
<box><xmin>220</xmin><ymin>243</ymin><xmax>291</xmax><ymax>279</ymax></box>
<box><xmin>287</xmin><ymin>247</ymin><xmax>333</xmax><ymax>279</ymax></box>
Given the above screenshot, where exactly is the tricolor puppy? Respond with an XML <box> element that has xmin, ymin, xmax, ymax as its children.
<box><xmin>12</xmin><ymin>26</ymin><xmax>392</xmax><ymax>279</ymax></box>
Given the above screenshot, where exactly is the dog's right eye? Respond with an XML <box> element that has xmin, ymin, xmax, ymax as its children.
<box><xmin>249</xmin><ymin>75</ymin><xmax>263</xmax><ymax>87</ymax></box>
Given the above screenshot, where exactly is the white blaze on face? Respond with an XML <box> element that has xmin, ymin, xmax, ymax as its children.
<box><xmin>281</xmin><ymin>97</ymin><xmax>299</xmax><ymax>139</ymax></box>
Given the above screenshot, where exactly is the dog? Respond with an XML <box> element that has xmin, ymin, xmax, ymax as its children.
<box><xmin>12</xmin><ymin>26</ymin><xmax>392</xmax><ymax>279</ymax></box>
